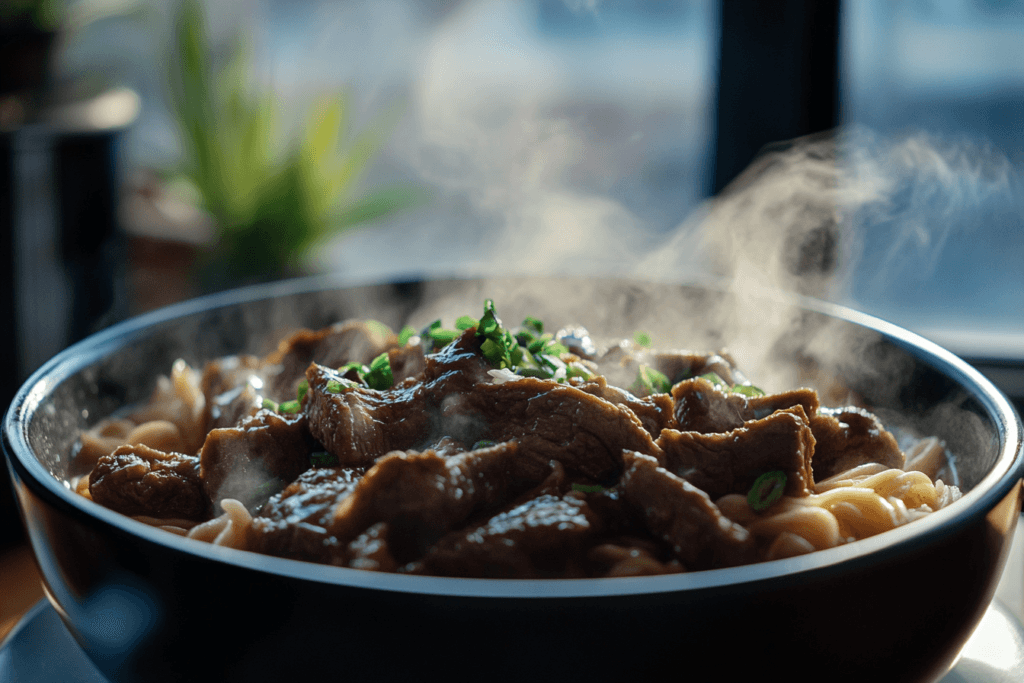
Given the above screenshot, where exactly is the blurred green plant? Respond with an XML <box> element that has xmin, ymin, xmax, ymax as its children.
<box><xmin>0</xmin><ymin>0</ymin><xmax>62</xmax><ymax>30</ymax></box>
<box><xmin>169</xmin><ymin>0</ymin><xmax>424</xmax><ymax>288</ymax></box>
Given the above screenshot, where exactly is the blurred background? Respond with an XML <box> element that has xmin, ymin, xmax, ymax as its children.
<box><xmin>2</xmin><ymin>0</ymin><xmax>1023</xmax><ymax>581</ymax></box>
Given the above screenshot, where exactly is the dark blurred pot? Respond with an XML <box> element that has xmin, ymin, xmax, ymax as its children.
<box><xmin>4</xmin><ymin>276</ymin><xmax>1022</xmax><ymax>683</ymax></box>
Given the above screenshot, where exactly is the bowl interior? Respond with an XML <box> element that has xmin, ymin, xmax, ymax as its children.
<box><xmin>7</xmin><ymin>275</ymin><xmax>1020</xmax><ymax>585</ymax></box>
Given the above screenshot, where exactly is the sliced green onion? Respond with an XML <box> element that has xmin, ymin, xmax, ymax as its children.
<box><xmin>633</xmin><ymin>331</ymin><xmax>652</xmax><ymax>348</ymax></box>
<box><xmin>429</xmin><ymin>327</ymin><xmax>460</xmax><ymax>347</ymax></box>
<box><xmin>698</xmin><ymin>372</ymin><xmax>728</xmax><ymax>389</ymax></box>
<box><xmin>476</xmin><ymin>300</ymin><xmax>518</xmax><ymax>369</ymax></box>
<box><xmin>364</xmin><ymin>319</ymin><xmax>391</xmax><ymax>340</ymax></box>
<box><xmin>309</xmin><ymin>451</ymin><xmax>338</xmax><ymax>467</ymax></box>
<box><xmin>522</xmin><ymin>316</ymin><xmax>544</xmax><ymax>334</ymax></box>
<box><xmin>297</xmin><ymin>379</ymin><xmax>309</xmax><ymax>404</ymax></box>
<box><xmin>337</xmin><ymin>361</ymin><xmax>367</xmax><ymax>379</ymax></box>
<box><xmin>455</xmin><ymin>315</ymin><xmax>478</xmax><ymax>331</ymax></box>
<box><xmin>363</xmin><ymin>352</ymin><xmax>394</xmax><ymax>390</ymax></box>
<box><xmin>566</xmin><ymin>363</ymin><xmax>595</xmax><ymax>381</ymax></box>
<box><xmin>278</xmin><ymin>399</ymin><xmax>301</xmax><ymax>414</ymax></box>
<box><xmin>571</xmin><ymin>483</ymin><xmax>605</xmax><ymax>493</ymax></box>
<box><xmin>731</xmin><ymin>384</ymin><xmax>766</xmax><ymax>398</ymax></box>
<box><xmin>261</xmin><ymin>398</ymin><xmax>279</xmax><ymax>411</ymax></box>
<box><xmin>398</xmin><ymin>326</ymin><xmax>417</xmax><ymax>346</ymax></box>
<box><xmin>252</xmin><ymin>478</ymin><xmax>285</xmax><ymax>502</ymax></box>
<box><xmin>748</xmin><ymin>471</ymin><xmax>787</xmax><ymax>512</ymax></box>
<box><xmin>635</xmin><ymin>365</ymin><xmax>672</xmax><ymax>395</ymax></box>
<box><xmin>325</xmin><ymin>379</ymin><xmax>344</xmax><ymax>394</ymax></box>
<box><xmin>472</xmin><ymin>440</ymin><xmax>497</xmax><ymax>450</ymax></box>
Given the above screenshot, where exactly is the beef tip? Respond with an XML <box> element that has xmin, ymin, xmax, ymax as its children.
<box><xmin>249</xmin><ymin>466</ymin><xmax>364</xmax><ymax>563</ymax></box>
<box><xmin>673</xmin><ymin>377</ymin><xmax>820</xmax><ymax>434</ymax></box>
<box><xmin>619</xmin><ymin>451</ymin><xmax>755</xmax><ymax>569</ymax></box>
<box><xmin>460</xmin><ymin>376</ymin><xmax>666</xmax><ymax>481</ymax></box>
<box><xmin>657</xmin><ymin>405</ymin><xmax>816</xmax><ymax>499</ymax></box>
<box><xmin>387</xmin><ymin>343</ymin><xmax>426</xmax><ymax>384</ymax></box>
<box><xmin>810</xmin><ymin>406</ymin><xmax>905</xmax><ymax>481</ymax></box>
<box><xmin>577</xmin><ymin>375</ymin><xmax>676</xmax><ymax>437</ymax></box>
<box><xmin>199</xmin><ymin>409</ymin><xmax>318</xmax><ymax>507</ymax></box>
<box><xmin>304</xmin><ymin>365</ymin><xmax>434</xmax><ymax>467</ymax></box>
<box><xmin>200</xmin><ymin>355</ymin><xmax>264</xmax><ymax>430</ymax></box>
<box><xmin>304</xmin><ymin>329</ymin><xmax>490</xmax><ymax>467</ymax></box>
<box><xmin>328</xmin><ymin>442</ymin><xmax>547</xmax><ymax>560</ymax></box>
<box><xmin>264</xmin><ymin>320</ymin><xmax>396</xmax><ymax>400</ymax></box>
<box><xmin>672</xmin><ymin>377</ymin><xmax>747</xmax><ymax>433</ymax></box>
<box><xmin>90</xmin><ymin>444</ymin><xmax>208</xmax><ymax>521</ymax></box>
<box><xmin>421</xmin><ymin>493</ymin><xmax>599</xmax><ymax>578</ymax></box>
<box><xmin>346</xmin><ymin>522</ymin><xmax>399</xmax><ymax>572</ymax></box>
<box><xmin>651</xmin><ymin>351</ymin><xmax>743</xmax><ymax>386</ymax></box>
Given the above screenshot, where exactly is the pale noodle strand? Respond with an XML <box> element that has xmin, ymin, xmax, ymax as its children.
<box><xmin>186</xmin><ymin>499</ymin><xmax>252</xmax><ymax>550</ymax></box>
<box><xmin>720</xmin><ymin>466</ymin><xmax>962</xmax><ymax>556</ymax></box>
<box><xmin>746</xmin><ymin>507</ymin><xmax>842</xmax><ymax>550</ymax></box>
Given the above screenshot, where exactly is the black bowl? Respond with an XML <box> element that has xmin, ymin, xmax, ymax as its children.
<box><xmin>4</xmin><ymin>276</ymin><xmax>1023</xmax><ymax>683</ymax></box>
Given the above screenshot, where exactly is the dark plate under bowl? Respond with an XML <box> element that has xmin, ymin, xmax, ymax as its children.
<box><xmin>4</xmin><ymin>276</ymin><xmax>1023</xmax><ymax>683</ymax></box>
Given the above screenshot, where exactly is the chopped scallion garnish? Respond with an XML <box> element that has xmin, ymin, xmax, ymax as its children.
<box><xmin>278</xmin><ymin>399</ymin><xmax>301</xmax><ymax>414</ymax></box>
<box><xmin>748</xmin><ymin>470</ymin><xmax>787</xmax><ymax>512</ymax></box>
<box><xmin>731</xmin><ymin>384</ymin><xmax>766</xmax><ymax>398</ymax></box>
<box><xmin>635</xmin><ymin>365</ymin><xmax>672</xmax><ymax>395</ymax></box>
<box><xmin>309</xmin><ymin>451</ymin><xmax>339</xmax><ymax>467</ymax></box>
<box><xmin>522</xmin><ymin>316</ymin><xmax>544</xmax><ymax>334</ymax></box>
<box><xmin>297</xmin><ymin>380</ymin><xmax>309</xmax><ymax>404</ymax></box>
<box><xmin>472</xmin><ymin>440</ymin><xmax>497</xmax><ymax>450</ymax></box>
<box><xmin>261</xmin><ymin>398</ymin><xmax>279</xmax><ymax>411</ymax></box>
<box><xmin>455</xmin><ymin>315</ymin><xmax>478</xmax><ymax>331</ymax></box>
<box><xmin>363</xmin><ymin>352</ymin><xmax>394</xmax><ymax>390</ymax></box>
<box><xmin>633</xmin><ymin>331</ymin><xmax>652</xmax><ymax>348</ymax></box>
<box><xmin>571</xmin><ymin>483</ymin><xmax>605</xmax><ymax>493</ymax></box>
<box><xmin>398</xmin><ymin>326</ymin><xmax>417</xmax><ymax>346</ymax></box>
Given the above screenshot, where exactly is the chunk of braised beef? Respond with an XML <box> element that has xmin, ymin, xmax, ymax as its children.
<box><xmin>652</xmin><ymin>351</ymin><xmax>743</xmax><ymax>386</ymax></box>
<box><xmin>619</xmin><ymin>451</ymin><xmax>756</xmax><ymax>570</ymax></box>
<box><xmin>420</xmin><ymin>493</ymin><xmax>599</xmax><ymax>578</ymax></box>
<box><xmin>657</xmin><ymin>405</ymin><xmax>816</xmax><ymax>499</ymax></box>
<box><xmin>672</xmin><ymin>377</ymin><xmax>820</xmax><ymax>434</ymax></box>
<box><xmin>387</xmin><ymin>343</ymin><xmax>426</xmax><ymax>384</ymax></box>
<box><xmin>249</xmin><ymin>466</ymin><xmax>364</xmax><ymax>563</ymax></box>
<box><xmin>200</xmin><ymin>354</ymin><xmax>264</xmax><ymax>430</ymax></box>
<box><xmin>327</xmin><ymin>442</ymin><xmax>548</xmax><ymax>561</ymax></box>
<box><xmin>577</xmin><ymin>376</ymin><xmax>676</xmax><ymax>436</ymax></box>
<box><xmin>199</xmin><ymin>409</ymin><xmax>319</xmax><ymax>507</ymax></box>
<box><xmin>264</xmin><ymin>320</ymin><xmax>395</xmax><ymax>400</ymax></box>
<box><xmin>457</xmin><ymin>377</ymin><xmax>666</xmax><ymax>481</ymax></box>
<box><xmin>89</xmin><ymin>444</ymin><xmax>209</xmax><ymax>521</ymax></box>
<box><xmin>810</xmin><ymin>406</ymin><xmax>905</xmax><ymax>481</ymax></box>
<box><xmin>304</xmin><ymin>366</ymin><xmax>433</xmax><ymax>468</ymax></box>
